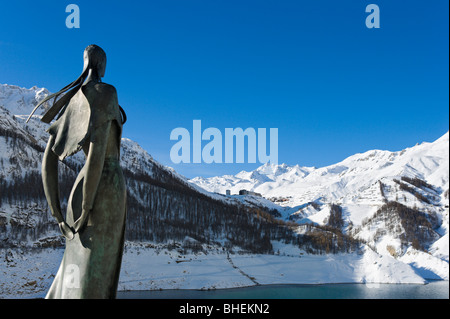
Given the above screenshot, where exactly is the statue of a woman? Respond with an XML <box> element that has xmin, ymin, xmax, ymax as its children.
<box><xmin>27</xmin><ymin>45</ymin><xmax>127</xmax><ymax>299</ymax></box>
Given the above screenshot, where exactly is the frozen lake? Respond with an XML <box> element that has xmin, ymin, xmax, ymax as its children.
<box><xmin>117</xmin><ymin>280</ymin><xmax>449</xmax><ymax>299</ymax></box>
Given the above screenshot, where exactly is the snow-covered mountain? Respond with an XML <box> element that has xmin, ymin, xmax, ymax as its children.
<box><xmin>0</xmin><ymin>83</ymin><xmax>448</xmax><ymax>298</ymax></box>
<box><xmin>191</xmin><ymin>134</ymin><xmax>448</xmax><ymax>207</ymax></box>
<box><xmin>190</xmin><ymin>131</ymin><xmax>449</xmax><ymax>278</ymax></box>
<box><xmin>191</xmin><ymin>132</ymin><xmax>448</xmax><ymax>220</ymax></box>
<box><xmin>0</xmin><ymin>84</ymin><xmax>51</xmax><ymax>117</ymax></box>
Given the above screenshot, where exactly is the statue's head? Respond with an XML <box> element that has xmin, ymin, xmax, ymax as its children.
<box><xmin>27</xmin><ymin>44</ymin><xmax>126</xmax><ymax>124</ymax></box>
<box><xmin>83</xmin><ymin>44</ymin><xmax>107</xmax><ymax>78</ymax></box>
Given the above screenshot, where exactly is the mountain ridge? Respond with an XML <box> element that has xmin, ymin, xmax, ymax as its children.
<box><xmin>190</xmin><ymin>129</ymin><xmax>449</xmax><ymax>271</ymax></box>
<box><xmin>190</xmin><ymin>131</ymin><xmax>449</xmax><ymax>205</ymax></box>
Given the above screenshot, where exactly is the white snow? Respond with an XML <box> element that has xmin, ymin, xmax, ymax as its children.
<box><xmin>0</xmin><ymin>241</ymin><xmax>427</xmax><ymax>299</ymax></box>
<box><xmin>190</xmin><ymin>133</ymin><xmax>449</xmax><ymax>211</ymax></box>
<box><xmin>189</xmin><ymin>131</ymin><xmax>450</xmax><ymax>285</ymax></box>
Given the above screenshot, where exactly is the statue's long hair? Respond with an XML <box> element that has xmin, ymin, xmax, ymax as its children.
<box><xmin>27</xmin><ymin>45</ymin><xmax>126</xmax><ymax>124</ymax></box>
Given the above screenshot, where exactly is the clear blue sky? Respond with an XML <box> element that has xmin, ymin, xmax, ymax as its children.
<box><xmin>1</xmin><ymin>0</ymin><xmax>448</xmax><ymax>178</ymax></box>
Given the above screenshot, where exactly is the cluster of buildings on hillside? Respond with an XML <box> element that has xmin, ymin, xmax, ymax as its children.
<box><xmin>225</xmin><ymin>189</ymin><xmax>262</xmax><ymax>197</ymax></box>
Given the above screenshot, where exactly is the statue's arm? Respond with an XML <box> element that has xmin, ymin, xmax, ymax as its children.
<box><xmin>74</xmin><ymin>120</ymin><xmax>111</xmax><ymax>233</ymax></box>
<box><xmin>42</xmin><ymin>135</ymin><xmax>63</xmax><ymax>222</ymax></box>
<box><xmin>42</xmin><ymin>135</ymin><xmax>74</xmax><ymax>239</ymax></box>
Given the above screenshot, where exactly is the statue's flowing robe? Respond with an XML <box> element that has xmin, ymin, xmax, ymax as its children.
<box><xmin>46</xmin><ymin>87</ymin><xmax>126</xmax><ymax>299</ymax></box>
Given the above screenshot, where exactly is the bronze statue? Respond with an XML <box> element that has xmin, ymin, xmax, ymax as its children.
<box><xmin>27</xmin><ymin>45</ymin><xmax>127</xmax><ymax>299</ymax></box>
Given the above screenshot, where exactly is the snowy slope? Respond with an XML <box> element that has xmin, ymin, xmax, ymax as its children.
<box><xmin>190</xmin><ymin>132</ymin><xmax>448</xmax><ymax>225</ymax></box>
<box><xmin>190</xmin><ymin>132</ymin><xmax>449</xmax><ymax>279</ymax></box>
<box><xmin>191</xmin><ymin>133</ymin><xmax>448</xmax><ymax>207</ymax></box>
<box><xmin>1</xmin><ymin>241</ymin><xmax>429</xmax><ymax>299</ymax></box>
<box><xmin>0</xmin><ymin>84</ymin><xmax>50</xmax><ymax>117</ymax></box>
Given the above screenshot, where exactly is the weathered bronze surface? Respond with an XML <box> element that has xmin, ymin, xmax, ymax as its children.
<box><xmin>31</xmin><ymin>45</ymin><xmax>127</xmax><ymax>299</ymax></box>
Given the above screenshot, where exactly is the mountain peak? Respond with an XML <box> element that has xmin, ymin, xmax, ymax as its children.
<box><xmin>191</xmin><ymin>131</ymin><xmax>449</xmax><ymax>204</ymax></box>
<box><xmin>0</xmin><ymin>83</ymin><xmax>50</xmax><ymax>117</ymax></box>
